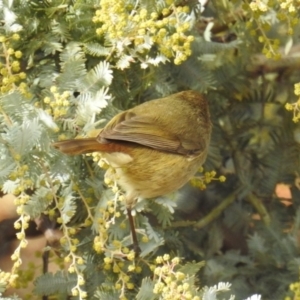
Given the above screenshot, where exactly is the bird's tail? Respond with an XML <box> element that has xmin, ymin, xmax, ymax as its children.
<box><xmin>53</xmin><ymin>138</ymin><xmax>109</xmax><ymax>155</ymax></box>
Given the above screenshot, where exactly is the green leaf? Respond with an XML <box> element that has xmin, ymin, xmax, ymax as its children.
<box><xmin>0</xmin><ymin>154</ymin><xmax>16</xmax><ymax>182</ymax></box>
<box><xmin>61</xmin><ymin>195</ymin><xmax>77</xmax><ymax>224</ymax></box>
<box><xmin>178</xmin><ymin>261</ymin><xmax>205</xmax><ymax>277</ymax></box>
<box><xmin>34</xmin><ymin>271</ymin><xmax>77</xmax><ymax>296</ymax></box>
<box><xmin>24</xmin><ymin>186</ymin><xmax>56</xmax><ymax>217</ymax></box>
<box><xmin>3</xmin><ymin>119</ymin><xmax>42</xmax><ymax>154</ymax></box>
<box><xmin>84</xmin><ymin>42</ymin><xmax>112</xmax><ymax>57</ymax></box>
<box><xmin>247</xmin><ymin>232</ymin><xmax>267</xmax><ymax>255</ymax></box>
<box><xmin>80</xmin><ymin>61</ymin><xmax>113</xmax><ymax>92</ymax></box>
<box><xmin>2</xmin><ymin>179</ymin><xmax>19</xmax><ymax>194</ymax></box>
<box><xmin>150</xmin><ymin>199</ymin><xmax>175</xmax><ymax>227</ymax></box>
<box><xmin>76</xmin><ymin>87</ymin><xmax>110</xmax><ymax>126</ymax></box>
<box><xmin>136</xmin><ymin>277</ymin><xmax>156</xmax><ymax>300</ymax></box>
<box><xmin>116</xmin><ymin>54</ymin><xmax>134</xmax><ymax>70</ymax></box>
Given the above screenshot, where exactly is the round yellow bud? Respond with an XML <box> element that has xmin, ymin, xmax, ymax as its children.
<box><xmin>219</xmin><ymin>175</ymin><xmax>226</xmax><ymax>182</ymax></box>
<box><xmin>78</xmin><ymin>277</ymin><xmax>85</xmax><ymax>285</ymax></box>
<box><xmin>141</xmin><ymin>236</ymin><xmax>149</xmax><ymax>243</ymax></box>
<box><xmin>16</xmin><ymin>232</ymin><xmax>25</xmax><ymax>240</ymax></box>
<box><xmin>182</xmin><ymin>6</ymin><xmax>190</xmax><ymax>13</ymax></box>
<box><xmin>186</xmin><ymin>35</ymin><xmax>194</xmax><ymax>42</ymax></box>
<box><xmin>104</xmin><ymin>257</ymin><xmax>112</xmax><ymax>264</ymax></box>
<box><xmin>155</xmin><ymin>256</ymin><xmax>163</xmax><ymax>264</ymax></box>
<box><xmin>139</xmin><ymin>8</ymin><xmax>147</xmax><ymax>18</ymax></box>
<box><xmin>50</xmin><ymin>86</ymin><xmax>57</xmax><ymax>93</ymax></box>
<box><xmin>12</xmin><ymin>33</ymin><xmax>20</xmax><ymax>40</ymax></box>
<box><xmin>71</xmin><ymin>288</ymin><xmax>78</xmax><ymax>296</ymax></box>
<box><xmin>163</xmin><ymin>254</ymin><xmax>170</xmax><ymax>261</ymax></box>
<box><xmin>115</xmin><ymin>283</ymin><xmax>122</xmax><ymax>290</ymax></box>
<box><xmin>14</xmin><ymin>222</ymin><xmax>21</xmax><ymax>229</ymax></box>
<box><xmin>126</xmin><ymin>282</ymin><xmax>134</xmax><ymax>289</ymax></box>
<box><xmin>14</xmin><ymin>51</ymin><xmax>22</xmax><ymax>58</ymax></box>
<box><xmin>7</xmin><ymin>48</ymin><xmax>14</xmax><ymax>55</ymax></box>
<box><xmin>64</xmin><ymin>256</ymin><xmax>71</xmax><ymax>263</ymax></box>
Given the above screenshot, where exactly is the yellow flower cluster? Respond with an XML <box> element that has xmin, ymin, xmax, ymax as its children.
<box><xmin>90</xmin><ymin>151</ymin><xmax>151</xmax><ymax>256</ymax></box>
<box><xmin>102</xmin><ymin>255</ymin><xmax>138</xmax><ymax>298</ymax></box>
<box><xmin>9</xmin><ymin>213</ymin><xmax>31</xmax><ymax>278</ymax></box>
<box><xmin>153</xmin><ymin>255</ymin><xmax>200</xmax><ymax>300</ymax></box>
<box><xmin>247</xmin><ymin>0</ymin><xmax>299</xmax><ymax>59</ymax></box>
<box><xmin>191</xmin><ymin>169</ymin><xmax>226</xmax><ymax>190</ymax></box>
<box><xmin>279</xmin><ymin>0</ymin><xmax>297</xmax><ymax>12</ymax></box>
<box><xmin>13</xmin><ymin>261</ymin><xmax>37</xmax><ymax>292</ymax></box>
<box><xmin>1</xmin><ymin>149</ymin><xmax>41</xmax><ymax>280</ymax></box>
<box><xmin>249</xmin><ymin>0</ymin><xmax>268</xmax><ymax>12</ymax></box>
<box><xmin>58</xmin><ymin>211</ymin><xmax>87</xmax><ymax>298</ymax></box>
<box><xmin>93</xmin><ymin>0</ymin><xmax>195</xmax><ymax>65</ymax></box>
<box><xmin>285</xmin><ymin>83</ymin><xmax>300</xmax><ymax>122</ymax></box>
<box><xmin>0</xmin><ymin>270</ymin><xmax>18</xmax><ymax>289</ymax></box>
<box><xmin>4</xmin><ymin>163</ymin><xmax>37</xmax><ymax>277</ymax></box>
<box><xmin>0</xmin><ymin>33</ymin><xmax>31</xmax><ymax>97</ymax></box>
<box><xmin>43</xmin><ymin>86</ymin><xmax>71</xmax><ymax>119</ymax></box>
<box><xmin>285</xmin><ymin>281</ymin><xmax>300</xmax><ymax>300</ymax></box>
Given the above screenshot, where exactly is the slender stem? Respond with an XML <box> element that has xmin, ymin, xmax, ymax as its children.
<box><xmin>170</xmin><ymin>190</ymin><xmax>239</xmax><ymax>229</ymax></box>
<box><xmin>126</xmin><ymin>208</ymin><xmax>141</xmax><ymax>256</ymax></box>
<box><xmin>247</xmin><ymin>193</ymin><xmax>271</xmax><ymax>226</ymax></box>
<box><xmin>194</xmin><ymin>192</ymin><xmax>236</xmax><ymax>229</ymax></box>
<box><xmin>42</xmin><ymin>246</ymin><xmax>49</xmax><ymax>300</ymax></box>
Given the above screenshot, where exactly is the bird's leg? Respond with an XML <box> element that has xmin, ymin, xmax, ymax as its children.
<box><xmin>126</xmin><ymin>207</ymin><xmax>141</xmax><ymax>256</ymax></box>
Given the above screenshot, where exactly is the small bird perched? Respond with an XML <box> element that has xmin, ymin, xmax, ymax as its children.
<box><xmin>53</xmin><ymin>90</ymin><xmax>211</xmax><ymax>252</ymax></box>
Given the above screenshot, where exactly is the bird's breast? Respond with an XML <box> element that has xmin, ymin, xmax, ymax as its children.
<box><xmin>103</xmin><ymin>146</ymin><xmax>206</xmax><ymax>201</ymax></box>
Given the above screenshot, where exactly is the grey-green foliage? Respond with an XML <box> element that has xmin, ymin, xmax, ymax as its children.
<box><xmin>0</xmin><ymin>155</ymin><xmax>15</xmax><ymax>181</ymax></box>
<box><xmin>136</xmin><ymin>278</ymin><xmax>156</xmax><ymax>300</ymax></box>
<box><xmin>34</xmin><ymin>271</ymin><xmax>77</xmax><ymax>296</ymax></box>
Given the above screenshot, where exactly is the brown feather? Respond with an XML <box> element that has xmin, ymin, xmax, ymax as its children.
<box><xmin>52</xmin><ymin>138</ymin><xmax>130</xmax><ymax>155</ymax></box>
<box><xmin>97</xmin><ymin>90</ymin><xmax>210</xmax><ymax>155</ymax></box>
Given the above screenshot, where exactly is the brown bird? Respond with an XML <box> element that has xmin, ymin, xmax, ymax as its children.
<box><xmin>53</xmin><ymin>90</ymin><xmax>211</xmax><ymax>252</ymax></box>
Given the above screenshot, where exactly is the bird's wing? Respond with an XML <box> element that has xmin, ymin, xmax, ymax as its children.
<box><xmin>98</xmin><ymin>110</ymin><xmax>202</xmax><ymax>155</ymax></box>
